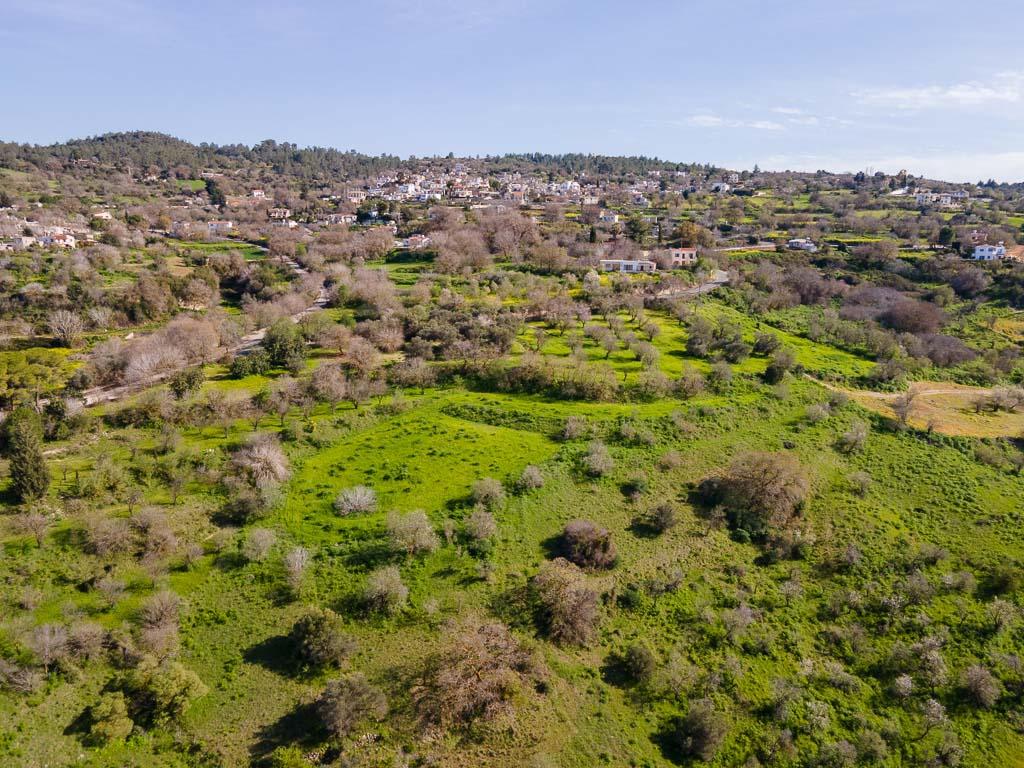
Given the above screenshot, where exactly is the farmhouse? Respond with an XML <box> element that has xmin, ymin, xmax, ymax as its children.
<box><xmin>268</xmin><ymin>207</ymin><xmax>292</xmax><ymax>220</ymax></box>
<box><xmin>207</xmin><ymin>220</ymin><xmax>234</xmax><ymax>235</ymax></box>
<box><xmin>973</xmin><ymin>242</ymin><xmax>1006</xmax><ymax>261</ymax></box>
<box><xmin>787</xmin><ymin>238</ymin><xmax>818</xmax><ymax>253</ymax></box>
<box><xmin>669</xmin><ymin>247</ymin><xmax>698</xmax><ymax>266</ymax></box>
<box><xmin>600</xmin><ymin>258</ymin><xmax>657</xmax><ymax>274</ymax></box>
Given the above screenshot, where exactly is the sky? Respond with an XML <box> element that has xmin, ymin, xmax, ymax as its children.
<box><xmin>2</xmin><ymin>0</ymin><xmax>1023</xmax><ymax>182</ymax></box>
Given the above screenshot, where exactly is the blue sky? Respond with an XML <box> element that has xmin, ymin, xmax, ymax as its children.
<box><xmin>2</xmin><ymin>0</ymin><xmax>1023</xmax><ymax>181</ymax></box>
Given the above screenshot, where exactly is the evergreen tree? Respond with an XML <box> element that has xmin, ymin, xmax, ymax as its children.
<box><xmin>3</xmin><ymin>407</ymin><xmax>50</xmax><ymax>502</ymax></box>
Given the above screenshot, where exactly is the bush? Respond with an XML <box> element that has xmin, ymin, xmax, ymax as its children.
<box><xmin>621</xmin><ymin>643</ymin><xmax>656</xmax><ymax>685</ymax></box>
<box><xmin>710</xmin><ymin>452</ymin><xmax>810</xmax><ymax>540</ymax></box>
<box><xmin>471</xmin><ymin>477</ymin><xmax>506</xmax><ymax>509</ymax></box>
<box><xmin>333</xmin><ymin>485</ymin><xmax>377</xmax><ymax>516</ymax></box>
<box><xmin>961</xmin><ymin>664</ymin><xmax>1001</xmax><ymax>708</ymax></box>
<box><xmin>562</xmin><ymin>519</ymin><xmax>617</xmax><ymax>569</ymax></box>
<box><xmin>583</xmin><ymin>441</ymin><xmax>614</xmax><ymax>477</ymax></box>
<box><xmin>532</xmin><ymin>558</ymin><xmax>599</xmax><ymax>646</ymax></box>
<box><xmin>290</xmin><ymin>608</ymin><xmax>356</xmax><ymax>670</ymax></box>
<box><xmin>413</xmin><ymin>619</ymin><xmax>541</xmax><ymax>728</ymax></box>
<box><xmin>364</xmin><ymin>566</ymin><xmax>408</xmax><ymax>614</ymax></box>
<box><xmin>88</xmin><ymin>691</ymin><xmax>134</xmax><ymax>744</ymax></box>
<box><xmin>119</xmin><ymin>659</ymin><xmax>208</xmax><ymax>726</ymax></box>
<box><xmin>517</xmin><ymin>465</ymin><xmax>545</xmax><ymax>491</ymax></box>
<box><xmin>386</xmin><ymin>510</ymin><xmax>439</xmax><ymax>556</ymax></box>
<box><xmin>562</xmin><ymin>415</ymin><xmax>588</xmax><ymax>440</ymax></box>
<box><xmin>672</xmin><ymin>698</ymin><xmax>728</xmax><ymax>761</ymax></box>
<box><xmin>838</xmin><ymin>420</ymin><xmax>869</xmax><ymax>453</ymax></box>
<box><xmin>465</xmin><ymin>505</ymin><xmax>497</xmax><ymax>542</ymax></box>
<box><xmin>650</xmin><ymin>502</ymin><xmax>679</xmax><ymax>533</ymax></box>
<box><xmin>316</xmin><ymin>672</ymin><xmax>387</xmax><ymax>738</ymax></box>
<box><xmin>242</xmin><ymin>528</ymin><xmax>277</xmax><ymax>562</ymax></box>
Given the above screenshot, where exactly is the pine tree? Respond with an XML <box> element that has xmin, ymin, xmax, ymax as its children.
<box><xmin>4</xmin><ymin>407</ymin><xmax>50</xmax><ymax>502</ymax></box>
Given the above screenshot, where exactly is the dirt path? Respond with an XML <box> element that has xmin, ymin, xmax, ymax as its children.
<box><xmin>806</xmin><ymin>376</ymin><xmax>1024</xmax><ymax>438</ymax></box>
<box><xmin>80</xmin><ymin>246</ymin><xmax>326</xmax><ymax>407</ymax></box>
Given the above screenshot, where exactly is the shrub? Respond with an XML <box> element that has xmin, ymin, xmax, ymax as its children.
<box><xmin>562</xmin><ymin>519</ymin><xmax>617</xmax><ymax>569</ymax></box>
<box><xmin>364</xmin><ymin>565</ymin><xmax>408</xmax><ymax>614</ymax></box>
<box><xmin>316</xmin><ymin>672</ymin><xmax>387</xmax><ymax>738</ymax></box>
<box><xmin>672</xmin><ymin>698</ymin><xmax>728</xmax><ymax>761</ymax></box>
<box><xmin>290</xmin><ymin>608</ymin><xmax>356</xmax><ymax>670</ymax></box>
<box><xmin>532</xmin><ymin>558</ymin><xmax>599</xmax><ymax>646</ymax></box>
<box><xmin>471</xmin><ymin>477</ymin><xmax>506</xmax><ymax>509</ymax></box>
<box><xmin>88</xmin><ymin>691</ymin><xmax>134</xmax><ymax>744</ymax></box>
<box><xmin>465</xmin><ymin>505</ymin><xmax>498</xmax><ymax>541</ymax></box>
<box><xmin>650</xmin><ymin>502</ymin><xmax>679</xmax><ymax>533</ymax></box>
<box><xmin>166</xmin><ymin>367</ymin><xmax>204</xmax><ymax>400</ymax></box>
<box><xmin>386</xmin><ymin>510</ymin><xmax>439</xmax><ymax>556</ymax></box>
<box><xmin>849</xmin><ymin>471</ymin><xmax>872</xmax><ymax>496</ymax></box>
<box><xmin>517</xmin><ymin>465</ymin><xmax>545</xmax><ymax>491</ymax></box>
<box><xmin>283</xmin><ymin>546</ymin><xmax>311</xmax><ymax>595</ymax></box>
<box><xmin>333</xmin><ymin>485</ymin><xmax>377</xmax><ymax>516</ymax></box>
<box><xmin>583</xmin><ymin>441</ymin><xmax>614</xmax><ymax>477</ymax></box>
<box><xmin>119</xmin><ymin>659</ymin><xmax>207</xmax><ymax>726</ymax></box>
<box><xmin>621</xmin><ymin>643</ymin><xmax>657</xmax><ymax>685</ymax></box>
<box><xmin>562</xmin><ymin>415</ymin><xmax>588</xmax><ymax>440</ymax></box>
<box><xmin>230</xmin><ymin>433</ymin><xmax>290</xmax><ymax>490</ymax></box>
<box><xmin>242</xmin><ymin>527</ymin><xmax>277</xmax><ymax>562</ymax></box>
<box><xmin>838</xmin><ymin>420</ymin><xmax>869</xmax><ymax>452</ymax></box>
<box><xmin>805</xmin><ymin>403</ymin><xmax>831</xmax><ymax>423</ymax></box>
<box><xmin>413</xmin><ymin>619</ymin><xmax>541</xmax><ymax>728</ymax></box>
<box><xmin>961</xmin><ymin>664</ymin><xmax>1001</xmax><ymax>708</ymax></box>
<box><xmin>658</xmin><ymin>450</ymin><xmax>683</xmax><ymax>470</ymax></box>
<box><xmin>710</xmin><ymin>452</ymin><xmax>810</xmax><ymax>540</ymax></box>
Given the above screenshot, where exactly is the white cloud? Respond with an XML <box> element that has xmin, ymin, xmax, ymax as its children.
<box><xmin>771</xmin><ymin>107</ymin><xmax>804</xmax><ymax>115</ymax></box>
<box><xmin>854</xmin><ymin>71</ymin><xmax>1024</xmax><ymax>109</ymax></box>
<box><xmin>686</xmin><ymin>114</ymin><xmax>784</xmax><ymax>131</ymax></box>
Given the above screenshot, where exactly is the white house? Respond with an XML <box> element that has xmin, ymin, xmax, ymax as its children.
<box><xmin>599</xmin><ymin>258</ymin><xmax>657</xmax><ymax>274</ymax></box>
<box><xmin>92</xmin><ymin>210</ymin><xmax>113</xmax><ymax>221</ymax></box>
<box><xmin>787</xmin><ymin>238</ymin><xmax>818</xmax><ymax>253</ymax></box>
<box><xmin>669</xmin><ymin>247</ymin><xmax>698</xmax><ymax>266</ymax></box>
<box><xmin>711</xmin><ymin>182</ymin><xmax>731</xmax><ymax>194</ymax></box>
<box><xmin>208</xmin><ymin>220</ymin><xmax>234</xmax><ymax>235</ymax></box>
<box><xmin>973</xmin><ymin>243</ymin><xmax>1006</xmax><ymax>261</ymax></box>
<box><xmin>598</xmin><ymin>210</ymin><xmax>620</xmax><ymax>224</ymax></box>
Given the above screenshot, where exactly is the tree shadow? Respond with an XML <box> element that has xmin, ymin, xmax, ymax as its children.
<box><xmin>628</xmin><ymin>515</ymin><xmax>661</xmax><ymax>539</ymax></box>
<box><xmin>652</xmin><ymin>716</ymin><xmax>690</xmax><ymax>765</ymax></box>
<box><xmin>249</xmin><ymin>701</ymin><xmax>327</xmax><ymax>766</ymax></box>
<box><xmin>539</xmin><ymin>533</ymin><xmax>564</xmax><ymax>561</ymax></box>
<box><xmin>243</xmin><ymin>634</ymin><xmax>299</xmax><ymax>678</ymax></box>
<box><xmin>340</xmin><ymin>539</ymin><xmax>396</xmax><ymax>571</ymax></box>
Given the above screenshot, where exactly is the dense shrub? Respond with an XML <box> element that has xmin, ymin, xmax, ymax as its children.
<box><xmin>532</xmin><ymin>558</ymin><xmax>599</xmax><ymax>646</ymax></box>
<box><xmin>316</xmin><ymin>673</ymin><xmax>387</xmax><ymax>738</ymax></box>
<box><xmin>364</xmin><ymin>566</ymin><xmax>408</xmax><ymax>614</ymax></box>
<box><xmin>704</xmin><ymin>452</ymin><xmax>809</xmax><ymax>540</ymax></box>
<box><xmin>413</xmin><ymin>619</ymin><xmax>541</xmax><ymax>728</ymax></box>
<box><xmin>672</xmin><ymin>699</ymin><xmax>728</xmax><ymax>761</ymax></box>
<box><xmin>290</xmin><ymin>608</ymin><xmax>356</xmax><ymax>670</ymax></box>
<box><xmin>333</xmin><ymin>485</ymin><xmax>377</xmax><ymax>516</ymax></box>
<box><xmin>561</xmin><ymin>519</ymin><xmax>617</xmax><ymax>569</ymax></box>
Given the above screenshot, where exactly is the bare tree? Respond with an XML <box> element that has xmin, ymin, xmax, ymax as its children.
<box><xmin>48</xmin><ymin>310</ymin><xmax>85</xmax><ymax>347</ymax></box>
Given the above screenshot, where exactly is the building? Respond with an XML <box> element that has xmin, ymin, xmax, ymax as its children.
<box><xmin>268</xmin><ymin>207</ymin><xmax>292</xmax><ymax>220</ymax></box>
<box><xmin>92</xmin><ymin>210</ymin><xmax>113</xmax><ymax>221</ymax></box>
<box><xmin>599</xmin><ymin>258</ymin><xmax>657</xmax><ymax>274</ymax></box>
<box><xmin>973</xmin><ymin>242</ymin><xmax>1006</xmax><ymax>261</ymax></box>
<box><xmin>669</xmin><ymin>247</ymin><xmax>698</xmax><ymax>266</ymax></box>
<box><xmin>711</xmin><ymin>182</ymin><xmax>731</xmax><ymax>194</ymax></box>
<box><xmin>251</xmin><ymin>189</ymin><xmax>266</xmax><ymax>199</ymax></box>
<box><xmin>787</xmin><ymin>238</ymin><xmax>818</xmax><ymax>253</ymax></box>
<box><xmin>598</xmin><ymin>210</ymin><xmax>620</xmax><ymax>224</ymax></box>
<box><xmin>207</xmin><ymin>220</ymin><xmax>234</xmax><ymax>235</ymax></box>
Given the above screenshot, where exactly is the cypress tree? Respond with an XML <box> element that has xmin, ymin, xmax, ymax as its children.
<box><xmin>4</xmin><ymin>407</ymin><xmax>50</xmax><ymax>502</ymax></box>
